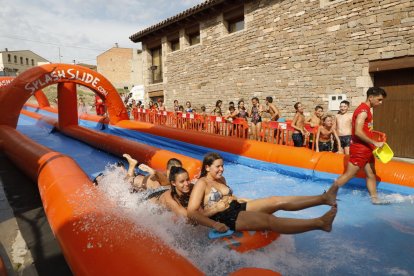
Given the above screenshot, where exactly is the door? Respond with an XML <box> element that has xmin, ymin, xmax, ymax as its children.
<box><xmin>373</xmin><ymin>68</ymin><xmax>414</xmax><ymax>158</ymax></box>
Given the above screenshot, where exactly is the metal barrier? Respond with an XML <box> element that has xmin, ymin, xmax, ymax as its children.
<box><xmin>131</xmin><ymin>109</ymin><xmax>316</xmax><ymax>148</ymax></box>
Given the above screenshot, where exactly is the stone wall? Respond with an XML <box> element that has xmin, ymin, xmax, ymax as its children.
<box><xmin>97</xmin><ymin>47</ymin><xmax>143</xmax><ymax>90</ymax></box>
<box><xmin>142</xmin><ymin>0</ymin><xmax>414</xmax><ymax>118</ymax></box>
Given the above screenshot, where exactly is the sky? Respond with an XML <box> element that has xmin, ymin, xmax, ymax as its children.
<box><xmin>0</xmin><ymin>0</ymin><xmax>205</xmax><ymax>65</ymax></box>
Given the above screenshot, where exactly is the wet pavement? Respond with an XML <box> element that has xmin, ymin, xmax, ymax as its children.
<box><xmin>0</xmin><ymin>153</ymin><xmax>71</xmax><ymax>276</ymax></box>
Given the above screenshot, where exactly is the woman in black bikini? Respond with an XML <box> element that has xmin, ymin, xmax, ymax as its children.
<box><xmin>187</xmin><ymin>152</ymin><xmax>338</xmax><ymax>234</ymax></box>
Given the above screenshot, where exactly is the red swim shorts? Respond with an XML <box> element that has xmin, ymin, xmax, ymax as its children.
<box><xmin>349</xmin><ymin>143</ymin><xmax>375</xmax><ymax>168</ymax></box>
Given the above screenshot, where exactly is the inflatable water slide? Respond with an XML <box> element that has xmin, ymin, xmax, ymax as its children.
<box><xmin>1</xmin><ymin>64</ymin><xmax>414</xmax><ymax>275</ymax></box>
<box><xmin>0</xmin><ymin>64</ymin><xmax>285</xmax><ymax>275</ymax></box>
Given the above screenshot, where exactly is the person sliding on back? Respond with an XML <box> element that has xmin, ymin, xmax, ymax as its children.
<box><xmin>333</xmin><ymin>87</ymin><xmax>387</xmax><ymax>204</ymax></box>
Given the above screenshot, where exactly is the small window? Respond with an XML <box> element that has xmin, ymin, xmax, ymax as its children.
<box><xmin>31</xmin><ymin>59</ymin><xmax>34</xmax><ymax>66</ymax></box>
<box><xmin>14</xmin><ymin>56</ymin><xmax>17</xmax><ymax>63</ymax></box>
<box><xmin>170</xmin><ymin>39</ymin><xmax>180</xmax><ymax>51</ymax></box>
<box><xmin>151</xmin><ymin>47</ymin><xmax>162</xmax><ymax>83</ymax></box>
<box><xmin>228</xmin><ymin>19</ymin><xmax>244</xmax><ymax>33</ymax></box>
<box><xmin>189</xmin><ymin>33</ymin><xmax>200</xmax><ymax>46</ymax></box>
<box><xmin>186</xmin><ymin>25</ymin><xmax>200</xmax><ymax>46</ymax></box>
<box><xmin>26</xmin><ymin>58</ymin><xmax>29</xmax><ymax>65</ymax></box>
<box><xmin>20</xmin><ymin>57</ymin><xmax>23</xmax><ymax>64</ymax></box>
<box><xmin>7</xmin><ymin>54</ymin><xmax>11</xmax><ymax>62</ymax></box>
<box><xmin>167</xmin><ymin>33</ymin><xmax>180</xmax><ymax>52</ymax></box>
<box><xmin>224</xmin><ymin>6</ymin><xmax>245</xmax><ymax>33</ymax></box>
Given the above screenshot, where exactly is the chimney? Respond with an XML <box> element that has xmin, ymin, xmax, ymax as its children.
<box><xmin>115</xmin><ymin>43</ymin><xmax>119</xmax><ymax>48</ymax></box>
<box><xmin>5</xmin><ymin>48</ymin><xmax>8</xmax><ymax>52</ymax></box>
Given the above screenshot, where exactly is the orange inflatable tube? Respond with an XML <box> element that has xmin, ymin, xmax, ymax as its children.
<box><xmin>20</xmin><ymin>109</ymin><xmax>200</xmax><ymax>177</ymax></box>
<box><xmin>0</xmin><ymin>126</ymin><xmax>202</xmax><ymax>275</ymax></box>
<box><xmin>114</xmin><ymin>120</ymin><xmax>414</xmax><ymax>189</ymax></box>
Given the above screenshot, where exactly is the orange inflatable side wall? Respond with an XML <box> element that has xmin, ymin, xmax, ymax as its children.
<box><xmin>20</xmin><ymin>109</ymin><xmax>58</xmax><ymax>128</ymax></box>
<box><xmin>114</xmin><ymin>120</ymin><xmax>414</xmax><ymax>188</ymax></box>
<box><xmin>116</xmin><ymin>120</ymin><xmax>317</xmax><ymax>168</ymax></box>
<box><xmin>20</xmin><ymin>109</ymin><xmax>201</xmax><ymax>178</ymax></box>
<box><xmin>60</xmin><ymin>125</ymin><xmax>201</xmax><ymax>178</ymax></box>
<box><xmin>0</xmin><ymin>126</ymin><xmax>202</xmax><ymax>275</ymax></box>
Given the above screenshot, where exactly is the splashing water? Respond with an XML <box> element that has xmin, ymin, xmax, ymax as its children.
<box><xmin>90</xmin><ymin>163</ymin><xmax>414</xmax><ymax>276</ymax></box>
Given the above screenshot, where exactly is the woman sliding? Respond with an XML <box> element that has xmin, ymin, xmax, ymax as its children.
<box><xmin>187</xmin><ymin>152</ymin><xmax>338</xmax><ymax>234</ymax></box>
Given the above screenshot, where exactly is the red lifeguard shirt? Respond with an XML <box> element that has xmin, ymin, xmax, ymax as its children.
<box><xmin>351</xmin><ymin>102</ymin><xmax>374</xmax><ymax>149</ymax></box>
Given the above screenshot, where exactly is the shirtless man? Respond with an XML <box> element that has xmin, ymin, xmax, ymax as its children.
<box><xmin>291</xmin><ymin>102</ymin><xmax>309</xmax><ymax>147</ymax></box>
<box><xmin>265</xmin><ymin>96</ymin><xmax>281</xmax><ymax>122</ymax></box>
<box><xmin>335</xmin><ymin>100</ymin><xmax>352</xmax><ymax>155</ymax></box>
<box><xmin>333</xmin><ymin>87</ymin><xmax>387</xmax><ymax>204</ymax></box>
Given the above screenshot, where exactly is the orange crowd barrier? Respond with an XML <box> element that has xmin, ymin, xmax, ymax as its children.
<box><xmin>129</xmin><ymin>109</ymin><xmax>321</xmax><ymax>147</ymax></box>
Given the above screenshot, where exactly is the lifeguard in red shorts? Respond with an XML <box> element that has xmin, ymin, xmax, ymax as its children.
<box><xmin>333</xmin><ymin>87</ymin><xmax>387</xmax><ymax>204</ymax></box>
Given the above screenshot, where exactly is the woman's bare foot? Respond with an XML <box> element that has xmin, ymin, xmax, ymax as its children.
<box><xmin>319</xmin><ymin>206</ymin><xmax>337</xmax><ymax>232</ymax></box>
<box><xmin>322</xmin><ymin>183</ymin><xmax>339</xmax><ymax>206</ymax></box>
<box><xmin>123</xmin><ymin>154</ymin><xmax>138</xmax><ymax>168</ymax></box>
<box><xmin>138</xmin><ymin>164</ymin><xmax>156</xmax><ymax>175</ymax></box>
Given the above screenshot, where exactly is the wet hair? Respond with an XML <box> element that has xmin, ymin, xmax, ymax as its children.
<box><xmin>200</xmin><ymin>152</ymin><xmax>223</xmax><ymax>178</ymax></box>
<box><xmin>174</xmin><ymin>100</ymin><xmax>178</xmax><ymax>104</ymax></box>
<box><xmin>315</xmin><ymin>105</ymin><xmax>323</xmax><ymax>111</ymax></box>
<box><xmin>229</xmin><ymin>101</ymin><xmax>235</xmax><ymax>106</ymax></box>
<box><xmin>169</xmin><ymin>166</ymin><xmax>191</xmax><ymax>207</ymax></box>
<box><xmin>266</xmin><ymin>96</ymin><xmax>273</xmax><ymax>103</ymax></box>
<box><xmin>201</xmin><ymin>105</ymin><xmax>206</xmax><ymax>111</ymax></box>
<box><xmin>215</xmin><ymin>100</ymin><xmax>222</xmax><ymax>107</ymax></box>
<box><xmin>294</xmin><ymin>102</ymin><xmax>301</xmax><ymax>110</ymax></box>
<box><xmin>367</xmin><ymin>87</ymin><xmax>387</xmax><ymax>98</ymax></box>
<box><xmin>340</xmin><ymin>100</ymin><xmax>350</xmax><ymax>106</ymax></box>
<box><xmin>251</xmin><ymin>97</ymin><xmax>259</xmax><ymax>102</ymax></box>
<box><xmin>167</xmin><ymin>158</ymin><xmax>182</xmax><ymax>171</ymax></box>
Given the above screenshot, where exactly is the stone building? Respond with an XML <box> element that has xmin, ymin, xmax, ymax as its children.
<box><xmin>0</xmin><ymin>49</ymin><xmax>49</xmax><ymax>76</ymax></box>
<box><xmin>97</xmin><ymin>46</ymin><xmax>143</xmax><ymax>90</ymax></box>
<box><xmin>130</xmin><ymin>0</ymin><xmax>414</xmax><ymax>158</ymax></box>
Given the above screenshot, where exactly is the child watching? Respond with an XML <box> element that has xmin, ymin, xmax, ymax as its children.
<box><xmin>291</xmin><ymin>102</ymin><xmax>309</xmax><ymax>147</ymax></box>
<box><xmin>315</xmin><ymin>115</ymin><xmax>342</xmax><ymax>153</ymax></box>
<box><xmin>335</xmin><ymin>100</ymin><xmax>352</xmax><ymax>154</ymax></box>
